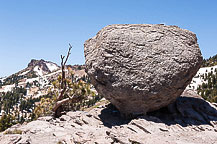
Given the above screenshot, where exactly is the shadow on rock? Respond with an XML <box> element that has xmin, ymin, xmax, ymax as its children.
<box><xmin>99</xmin><ymin>90</ymin><xmax>217</xmax><ymax>128</ymax></box>
<box><xmin>98</xmin><ymin>104</ymin><xmax>131</xmax><ymax>128</ymax></box>
<box><xmin>147</xmin><ymin>95</ymin><xmax>217</xmax><ymax>127</ymax></box>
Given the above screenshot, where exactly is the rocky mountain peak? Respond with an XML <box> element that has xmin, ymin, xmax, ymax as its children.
<box><xmin>27</xmin><ymin>59</ymin><xmax>46</xmax><ymax>67</ymax></box>
<box><xmin>27</xmin><ymin>59</ymin><xmax>60</xmax><ymax>75</ymax></box>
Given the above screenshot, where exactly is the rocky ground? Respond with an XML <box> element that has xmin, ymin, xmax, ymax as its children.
<box><xmin>0</xmin><ymin>90</ymin><xmax>217</xmax><ymax>144</ymax></box>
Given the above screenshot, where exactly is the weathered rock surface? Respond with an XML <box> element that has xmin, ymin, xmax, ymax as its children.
<box><xmin>1</xmin><ymin>90</ymin><xmax>217</xmax><ymax>144</ymax></box>
<box><xmin>84</xmin><ymin>24</ymin><xmax>203</xmax><ymax>116</ymax></box>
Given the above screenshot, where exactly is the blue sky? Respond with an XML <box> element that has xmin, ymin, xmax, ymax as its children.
<box><xmin>0</xmin><ymin>0</ymin><xmax>217</xmax><ymax>77</ymax></box>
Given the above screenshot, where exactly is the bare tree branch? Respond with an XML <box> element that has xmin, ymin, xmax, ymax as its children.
<box><xmin>52</xmin><ymin>44</ymin><xmax>72</xmax><ymax>117</ymax></box>
<box><xmin>64</xmin><ymin>44</ymin><xmax>72</xmax><ymax>65</ymax></box>
<box><xmin>56</xmin><ymin>87</ymin><xmax>66</xmax><ymax>101</ymax></box>
<box><xmin>53</xmin><ymin>98</ymin><xmax>70</xmax><ymax>112</ymax></box>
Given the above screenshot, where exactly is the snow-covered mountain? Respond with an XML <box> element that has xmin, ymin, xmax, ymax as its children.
<box><xmin>0</xmin><ymin>59</ymin><xmax>86</xmax><ymax>96</ymax></box>
<box><xmin>0</xmin><ymin>59</ymin><xmax>59</xmax><ymax>93</ymax></box>
<box><xmin>26</xmin><ymin>59</ymin><xmax>60</xmax><ymax>76</ymax></box>
<box><xmin>186</xmin><ymin>65</ymin><xmax>217</xmax><ymax>91</ymax></box>
<box><xmin>0</xmin><ymin>59</ymin><xmax>87</xmax><ymax>121</ymax></box>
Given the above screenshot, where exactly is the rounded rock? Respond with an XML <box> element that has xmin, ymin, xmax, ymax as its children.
<box><xmin>84</xmin><ymin>24</ymin><xmax>202</xmax><ymax>117</ymax></box>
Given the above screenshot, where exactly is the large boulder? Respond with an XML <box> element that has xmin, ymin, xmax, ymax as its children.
<box><xmin>84</xmin><ymin>24</ymin><xmax>202</xmax><ymax>116</ymax></box>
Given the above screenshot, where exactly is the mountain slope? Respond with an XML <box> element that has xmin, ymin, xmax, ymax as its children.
<box><xmin>0</xmin><ymin>59</ymin><xmax>60</xmax><ymax>87</ymax></box>
<box><xmin>187</xmin><ymin>54</ymin><xmax>217</xmax><ymax>102</ymax></box>
<box><xmin>0</xmin><ymin>59</ymin><xmax>87</xmax><ymax>94</ymax></box>
<box><xmin>202</xmin><ymin>54</ymin><xmax>217</xmax><ymax>67</ymax></box>
<box><xmin>186</xmin><ymin>65</ymin><xmax>217</xmax><ymax>90</ymax></box>
<box><xmin>0</xmin><ymin>59</ymin><xmax>91</xmax><ymax>131</ymax></box>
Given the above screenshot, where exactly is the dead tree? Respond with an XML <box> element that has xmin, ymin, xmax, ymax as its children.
<box><xmin>52</xmin><ymin>44</ymin><xmax>72</xmax><ymax>117</ymax></box>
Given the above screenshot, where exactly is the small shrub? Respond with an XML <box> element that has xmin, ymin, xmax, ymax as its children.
<box><xmin>4</xmin><ymin>129</ymin><xmax>22</xmax><ymax>135</ymax></box>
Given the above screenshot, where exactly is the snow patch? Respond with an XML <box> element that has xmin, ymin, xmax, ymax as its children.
<box><xmin>34</xmin><ymin>66</ymin><xmax>43</xmax><ymax>76</ymax></box>
<box><xmin>26</xmin><ymin>77</ymin><xmax>39</xmax><ymax>84</ymax></box>
<box><xmin>186</xmin><ymin>65</ymin><xmax>217</xmax><ymax>91</ymax></box>
<box><xmin>0</xmin><ymin>77</ymin><xmax>6</xmax><ymax>82</ymax></box>
<box><xmin>46</xmin><ymin>63</ymin><xmax>59</xmax><ymax>72</ymax></box>
<box><xmin>0</xmin><ymin>84</ymin><xmax>15</xmax><ymax>92</ymax></box>
<box><xmin>19</xmin><ymin>70</ymin><xmax>30</xmax><ymax>76</ymax></box>
<box><xmin>44</xmin><ymin>69</ymin><xmax>61</xmax><ymax>77</ymax></box>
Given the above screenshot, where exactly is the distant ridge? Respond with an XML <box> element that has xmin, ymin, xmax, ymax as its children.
<box><xmin>202</xmin><ymin>54</ymin><xmax>217</xmax><ymax>67</ymax></box>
